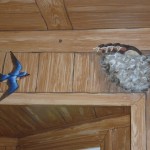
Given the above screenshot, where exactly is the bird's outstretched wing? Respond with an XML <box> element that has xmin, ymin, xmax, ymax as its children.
<box><xmin>0</xmin><ymin>76</ymin><xmax>19</xmax><ymax>101</ymax></box>
<box><xmin>10</xmin><ymin>51</ymin><xmax>22</xmax><ymax>75</ymax></box>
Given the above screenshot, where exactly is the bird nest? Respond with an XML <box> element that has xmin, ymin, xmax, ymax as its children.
<box><xmin>95</xmin><ymin>43</ymin><xmax>150</xmax><ymax>92</ymax></box>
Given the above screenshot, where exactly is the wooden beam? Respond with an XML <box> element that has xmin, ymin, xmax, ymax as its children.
<box><xmin>0</xmin><ymin>93</ymin><xmax>143</xmax><ymax>105</ymax></box>
<box><xmin>36</xmin><ymin>0</ymin><xmax>72</xmax><ymax>29</ymax></box>
<box><xmin>0</xmin><ymin>29</ymin><xmax>150</xmax><ymax>52</ymax></box>
<box><xmin>131</xmin><ymin>95</ymin><xmax>146</xmax><ymax>150</ymax></box>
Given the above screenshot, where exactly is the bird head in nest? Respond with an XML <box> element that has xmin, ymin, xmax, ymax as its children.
<box><xmin>94</xmin><ymin>43</ymin><xmax>150</xmax><ymax>92</ymax></box>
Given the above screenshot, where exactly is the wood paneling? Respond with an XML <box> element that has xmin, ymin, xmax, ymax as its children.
<box><xmin>0</xmin><ymin>52</ymin><xmax>6</xmax><ymax>93</ymax></box>
<box><xmin>73</xmin><ymin>53</ymin><xmax>122</xmax><ymax>92</ymax></box>
<box><xmin>0</xmin><ymin>13</ymin><xmax>47</xmax><ymax>31</ymax></box>
<box><xmin>104</xmin><ymin>127</ymin><xmax>130</xmax><ymax>150</ymax></box>
<box><xmin>69</xmin><ymin>12</ymin><xmax>150</xmax><ymax>29</ymax></box>
<box><xmin>131</xmin><ymin>96</ymin><xmax>146</xmax><ymax>150</ymax></box>
<box><xmin>146</xmin><ymin>90</ymin><xmax>150</xmax><ymax>150</ymax></box>
<box><xmin>113</xmin><ymin>127</ymin><xmax>130</xmax><ymax>150</ymax></box>
<box><xmin>65</xmin><ymin>0</ymin><xmax>150</xmax><ymax>29</ymax></box>
<box><xmin>36</xmin><ymin>0</ymin><xmax>72</xmax><ymax>30</ymax></box>
<box><xmin>1</xmin><ymin>53</ymin><xmax>39</xmax><ymax>92</ymax></box>
<box><xmin>0</xmin><ymin>29</ymin><xmax>150</xmax><ymax>52</ymax></box>
<box><xmin>18</xmin><ymin>115</ymin><xmax>129</xmax><ymax>150</ymax></box>
<box><xmin>36</xmin><ymin>53</ymin><xmax>74</xmax><ymax>92</ymax></box>
<box><xmin>104</xmin><ymin>130</ymin><xmax>113</xmax><ymax>150</ymax></box>
<box><xmin>0</xmin><ymin>138</ymin><xmax>18</xmax><ymax>150</ymax></box>
<box><xmin>0</xmin><ymin>105</ymin><xmax>129</xmax><ymax>138</ymax></box>
<box><xmin>0</xmin><ymin>0</ymin><xmax>39</xmax><ymax>13</ymax></box>
<box><xmin>95</xmin><ymin>106</ymin><xmax>130</xmax><ymax>119</ymax></box>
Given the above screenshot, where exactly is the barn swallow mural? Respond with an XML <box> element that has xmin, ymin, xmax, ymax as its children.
<box><xmin>0</xmin><ymin>51</ymin><xmax>29</xmax><ymax>101</ymax></box>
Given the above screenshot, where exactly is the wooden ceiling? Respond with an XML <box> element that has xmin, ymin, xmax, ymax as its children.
<box><xmin>0</xmin><ymin>105</ymin><xmax>130</xmax><ymax>138</ymax></box>
<box><xmin>0</xmin><ymin>0</ymin><xmax>150</xmax><ymax>30</ymax></box>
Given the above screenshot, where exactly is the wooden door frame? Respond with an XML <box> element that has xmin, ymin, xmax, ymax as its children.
<box><xmin>0</xmin><ymin>92</ymin><xmax>146</xmax><ymax>150</ymax></box>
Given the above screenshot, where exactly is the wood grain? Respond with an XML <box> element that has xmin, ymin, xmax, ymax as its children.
<box><xmin>0</xmin><ymin>52</ymin><xmax>6</xmax><ymax>93</ymax></box>
<box><xmin>1</xmin><ymin>52</ymin><xmax>39</xmax><ymax>92</ymax></box>
<box><xmin>0</xmin><ymin>13</ymin><xmax>47</xmax><ymax>31</ymax></box>
<box><xmin>104</xmin><ymin>127</ymin><xmax>130</xmax><ymax>150</ymax></box>
<box><xmin>0</xmin><ymin>105</ymin><xmax>129</xmax><ymax>138</ymax></box>
<box><xmin>104</xmin><ymin>130</ymin><xmax>113</xmax><ymax>150</ymax></box>
<box><xmin>113</xmin><ymin>127</ymin><xmax>131</xmax><ymax>150</ymax></box>
<box><xmin>65</xmin><ymin>0</ymin><xmax>150</xmax><ymax>29</ymax></box>
<box><xmin>0</xmin><ymin>93</ymin><xmax>143</xmax><ymax>105</ymax></box>
<box><xmin>0</xmin><ymin>0</ymin><xmax>39</xmax><ymax>13</ymax></box>
<box><xmin>0</xmin><ymin>29</ymin><xmax>150</xmax><ymax>52</ymax></box>
<box><xmin>0</xmin><ymin>138</ymin><xmax>18</xmax><ymax>147</ymax></box>
<box><xmin>95</xmin><ymin>106</ymin><xmax>130</xmax><ymax>119</ymax></box>
<box><xmin>69</xmin><ymin>12</ymin><xmax>150</xmax><ymax>29</ymax></box>
<box><xmin>18</xmin><ymin>115</ymin><xmax>129</xmax><ymax>150</ymax></box>
<box><xmin>36</xmin><ymin>0</ymin><xmax>72</xmax><ymax>29</ymax></box>
<box><xmin>36</xmin><ymin>53</ymin><xmax>74</xmax><ymax>92</ymax></box>
<box><xmin>146</xmin><ymin>90</ymin><xmax>150</xmax><ymax>150</ymax></box>
<box><xmin>131</xmin><ymin>96</ymin><xmax>146</xmax><ymax>150</ymax></box>
<box><xmin>64</xmin><ymin>0</ymin><xmax>150</xmax><ymax>6</ymax></box>
<box><xmin>73</xmin><ymin>53</ymin><xmax>122</xmax><ymax>92</ymax></box>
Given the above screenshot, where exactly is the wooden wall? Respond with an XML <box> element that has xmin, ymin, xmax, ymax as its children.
<box><xmin>0</xmin><ymin>138</ymin><xmax>18</xmax><ymax>150</ymax></box>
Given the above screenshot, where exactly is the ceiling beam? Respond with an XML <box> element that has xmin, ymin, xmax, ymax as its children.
<box><xmin>35</xmin><ymin>0</ymin><xmax>72</xmax><ymax>30</ymax></box>
<box><xmin>0</xmin><ymin>28</ymin><xmax>150</xmax><ymax>52</ymax></box>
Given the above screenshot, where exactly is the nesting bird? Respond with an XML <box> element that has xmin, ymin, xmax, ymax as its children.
<box><xmin>0</xmin><ymin>51</ymin><xmax>29</xmax><ymax>100</ymax></box>
<box><xmin>94</xmin><ymin>43</ymin><xmax>150</xmax><ymax>92</ymax></box>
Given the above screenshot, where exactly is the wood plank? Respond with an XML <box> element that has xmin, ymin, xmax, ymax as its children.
<box><xmin>104</xmin><ymin>130</ymin><xmax>113</xmax><ymax>150</ymax></box>
<box><xmin>6</xmin><ymin>147</ymin><xmax>16</xmax><ymax>150</ymax></box>
<box><xmin>0</xmin><ymin>29</ymin><xmax>150</xmax><ymax>52</ymax></box>
<box><xmin>73</xmin><ymin>53</ymin><xmax>122</xmax><ymax>92</ymax></box>
<box><xmin>0</xmin><ymin>13</ymin><xmax>47</xmax><ymax>31</ymax></box>
<box><xmin>1</xmin><ymin>52</ymin><xmax>39</xmax><ymax>92</ymax></box>
<box><xmin>66</xmin><ymin>5</ymin><xmax>150</xmax><ymax>13</ymax></box>
<box><xmin>0</xmin><ymin>147</ymin><xmax>5</xmax><ymax>150</ymax></box>
<box><xmin>69</xmin><ymin>12</ymin><xmax>150</xmax><ymax>29</ymax></box>
<box><xmin>113</xmin><ymin>127</ymin><xmax>131</xmax><ymax>150</ymax></box>
<box><xmin>54</xmin><ymin>106</ymin><xmax>95</xmax><ymax>123</ymax></box>
<box><xmin>146</xmin><ymin>90</ymin><xmax>150</xmax><ymax>150</ymax></box>
<box><xmin>0</xmin><ymin>52</ymin><xmax>6</xmax><ymax>93</ymax></box>
<box><xmin>36</xmin><ymin>0</ymin><xmax>72</xmax><ymax>29</ymax></box>
<box><xmin>0</xmin><ymin>105</ymin><xmax>67</xmax><ymax>137</ymax></box>
<box><xmin>65</xmin><ymin>0</ymin><xmax>150</xmax><ymax>13</ymax></box>
<box><xmin>95</xmin><ymin>106</ymin><xmax>130</xmax><ymax>119</ymax></box>
<box><xmin>0</xmin><ymin>93</ymin><xmax>143</xmax><ymax>105</ymax></box>
<box><xmin>0</xmin><ymin>138</ymin><xmax>18</xmax><ymax>147</ymax></box>
<box><xmin>0</xmin><ymin>0</ymin><xmax>39</xmax><ymax>13</ymax></box>
<box><xmin>64</xmin><ymin>0</ymin><xmax>150</xmax><ymax>6</ymax></box>
<box><xmin>65</xmin><ymin>0</ymin><xmax>150</xmax><ymax>29</ymax></box>
<box><xmin>18</xmin><ymin>116</ymin><xmax>129</xmax><ymax>149</ymax></box>
<box><xmin>131</xmin><ymin>96</ymin><xmax>146</xmax><ymax>150</ymax></box>
<box><xmin>36</xmin><ymin>53</ymin><xmax>74</xmax><ymax>92</ymax></box>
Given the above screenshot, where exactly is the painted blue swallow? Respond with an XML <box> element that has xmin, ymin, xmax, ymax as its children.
<box><xmin>0</xmin><ymin>51</ymin><xmax>29</xmax><ymax>100</ymax></box>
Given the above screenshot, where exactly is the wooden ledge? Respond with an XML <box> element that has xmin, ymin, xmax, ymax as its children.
<box><xmin>0</xmin><ymin>92</ymin><xmax>144</xmax><ymax>105</ymax></box>
<box><xmin>0</xmin><ymin>28</ymin><xmax>150</xmax><ymax>53</ymax></box>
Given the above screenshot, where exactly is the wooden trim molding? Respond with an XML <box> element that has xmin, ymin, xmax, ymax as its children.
<box><xmin>0</xmin><ymin>28</ymin><xmax>150</xmax><ymax>53</ymax></box>
<box><xmin>0</xmin><ymin>92</ymin><xmax>146</xmax><ymax>150</ymax></box>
